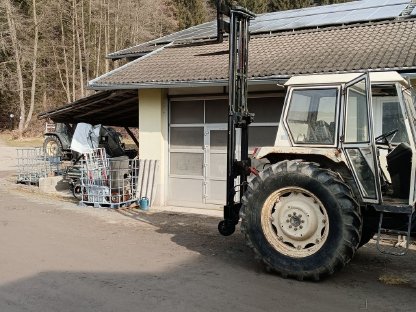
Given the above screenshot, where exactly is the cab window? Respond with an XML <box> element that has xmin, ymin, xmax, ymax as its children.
<box><xmin>286</xmin><ymin>88</ymin><xmax>338</xmax><ymax>145</ymax></box>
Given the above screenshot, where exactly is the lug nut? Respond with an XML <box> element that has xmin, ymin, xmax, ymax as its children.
<box><xmin>294</xmin><ymin>228</ymin><xmax>298</xmax><ymax>231</ymax></box>
<box><xmin>293</xmin><ymin>212</ymin><xmax>297</xmax><ymax>215</ymax></box>
<box><xmin>301</xmin><ymin>220</ymin><xmax>305</xmax><ymax>223</ymax></box>
<box><xmin>299</xmin><ymin>215</ymin><xmax>302</xmax><ymax>218</ymax></box>
<box><xmin>300</xmin><ymin>226</ymin><xmax>303</xmax><ymax>229</ymax></box>
<box><xmin>288</xmin><ymin>214</ymin><xmax>292</xmax><ymax>217</ymax></box>
<box><xmin>289</xmin><ymin>225</ymin><xmax>292</xmax><ymax>228</ymax></box>
<box><xmin>286</xmin><ymin>219</ymin><xmax>289</xmax><ymax>223</ymax></box>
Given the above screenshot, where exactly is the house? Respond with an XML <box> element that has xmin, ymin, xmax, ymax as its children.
<box><xmin>39</xmin><ymin>0</ymin><xmax>416</xmax><ymax>209</ymax></box>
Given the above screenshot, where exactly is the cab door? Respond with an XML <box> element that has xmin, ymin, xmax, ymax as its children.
<box><xmin>341</xmin><ymin>74</ymin><xmax>381</xmax><ymax>203</ymax></box>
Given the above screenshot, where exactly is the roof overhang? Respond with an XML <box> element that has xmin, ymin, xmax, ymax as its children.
<box><xmin>285</xmin><ymin>71</ymin><xmax>409</xmax><ymax>87</ymax></box>
<box><xmin>88</xmin><ymin>76</ymin><xmax>290</xmax><ymax>90</ymax></box>
<box><xmin>38</xmin><ymin>90</ymin><xmax>138</xmax><ymax>127</ymax></box>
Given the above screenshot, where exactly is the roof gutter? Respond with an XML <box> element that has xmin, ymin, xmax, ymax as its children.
<box><xmin>88</xmin><ymin>76</ymin><xmax>290</xmax><ymax>90</ymax></box>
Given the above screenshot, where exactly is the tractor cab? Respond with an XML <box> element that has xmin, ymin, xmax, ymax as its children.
<box><xmin>249</xmin><ymin>71</ymin><xmax>416</xmax><ymax>266</ymax></box>
<box><xmin>256</xmin><ymin>72</ymin><xmax>416</xmax><ymax>207</ymax></box>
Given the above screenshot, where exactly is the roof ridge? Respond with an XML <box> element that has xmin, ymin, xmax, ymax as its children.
<box><xmin>251</xmin><ymin>17</ymin><xmax>416</xmax><ymax>40</ymax></box>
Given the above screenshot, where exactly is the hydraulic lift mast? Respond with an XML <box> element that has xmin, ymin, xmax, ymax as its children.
<box><xmin>217</xmin><ymin>2</ymin><xmax>255</xmax><ymax>236</ymax></box>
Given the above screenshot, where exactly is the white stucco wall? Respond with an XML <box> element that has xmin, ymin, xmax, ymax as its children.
<box><xmin>138</xmin><ymin>89</ymin><xmax>168</xmax><ymax>206</ymax></box>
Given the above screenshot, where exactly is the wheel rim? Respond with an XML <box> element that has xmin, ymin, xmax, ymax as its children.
<box><xmin>45</xmin><ymin>140</ymin><xmax>59</xmax><ymax>156</ymax></box>
<box><xmin>73</xmin><ymin>185</ymin><xmax>82</xmax><ymax>199</ymax></box>
<box><xmin>261</xmin><ymin>187</ymin><xmax>329</xmax><ymax>258</ymax></box>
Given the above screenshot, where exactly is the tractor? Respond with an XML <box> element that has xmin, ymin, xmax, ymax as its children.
<box><xmin>43</xmin><ymin>122</ymin><xmax>73</xmax><ymax>160</ymax></box>
<box><xmin>218</xmin><ymin>4</ymin><xmax>416</xmax><ymax>280</ymax></box>
<box><xmin>240</xmin><ymin>72</ymin><xmax>416</xmax><ymax>280</ymax></box>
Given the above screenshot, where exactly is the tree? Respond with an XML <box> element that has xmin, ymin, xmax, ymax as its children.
<box><xmin>209</xmin><ymin>0</ymin><xmax>354</xmax><ymax>12</ymax></box>
<box><xmin>318</xmin><ymin>0</ymin><xmax>352</xmax><ymax>4</ymax></box>
<box><xmin>2</xmin><ymin>0</ymin><xmax>39</xmax><ymax>138</ymax></box>
<box><xmin>0</xmin><ymin>0</ymin><xmax>178</xmax><ymax>135</ymax></box>
<box><xmin>174</xmin><ymin>0</ymin><xmax>209</xmax><ymax>29</ymax></box>
<box><xmin>210</xmin><ymin>0</ymin><xmax>269</xmax><ymax>13</ymax></box>
<box><xmin>269</xmin><ymin>0</ymin><xmax>311</xmax><ymax>11</ymax></box>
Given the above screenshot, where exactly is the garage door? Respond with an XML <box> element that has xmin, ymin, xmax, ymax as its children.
<box><xmin>168</xmin><ymin>96</ymin><xmax>282</xmax><ymax>207</ymax></box>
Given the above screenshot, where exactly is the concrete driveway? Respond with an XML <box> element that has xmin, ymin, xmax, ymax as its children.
<box><xmin>0</xmin><ymin>137</ymin><xmax>415</xmax><ymax>312</ymax></box>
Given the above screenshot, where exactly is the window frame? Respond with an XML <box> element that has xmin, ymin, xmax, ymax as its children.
<box><xmin>283</xmin><ymin>85</ymin><xmax>341</xmax><ymax>148</ymax></box>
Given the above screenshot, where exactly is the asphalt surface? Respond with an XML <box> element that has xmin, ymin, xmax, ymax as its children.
<box><xmin>0</xmin><ymin>140</ymin><xmax>415</xmax><ymax>312</ymax></box>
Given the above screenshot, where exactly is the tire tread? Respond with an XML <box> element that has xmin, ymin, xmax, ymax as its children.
<box><xmin>241</xmin><ymin>160</ymin><xmax>362</xmax><ymax>280</ymax></box>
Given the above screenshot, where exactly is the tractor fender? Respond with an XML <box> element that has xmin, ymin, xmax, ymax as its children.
<box><xmin>44</xmin><ymin>133</ymin><xmax>71</xmax><ymax>150</ymax></box>
<box><xmin>253</xmin><ymin>146</ymin><xmax>347</xmax><ymax>164</ymax></box>
<box><xmin>252</xmin><ymin>146</ymin><xmax>361</xmax><ymax>203</ymax></box>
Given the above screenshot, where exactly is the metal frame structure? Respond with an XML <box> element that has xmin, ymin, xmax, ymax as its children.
<box><xmin>218</xmin><ymin>5</ymin><xmax>256</xmax><ymax>235</ymax></box>
<box><xmin>79</xmin><ymin>148</ymin><xmax>140</xmax><ymax>208</ymax></box>
<box><xmin>16</xmin><ymin>148</ymin><xmax>62</xmax><ymax>184</ymax></box>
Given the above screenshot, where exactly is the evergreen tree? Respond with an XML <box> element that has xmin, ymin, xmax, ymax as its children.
<box><xmin>211</xmin><ymin>0</ymin><xmax>353</xmax><ymax>14</ymax></box>
<box><xmin>210</xmin><ymin>0</ymin><xmax>269</xmax><ymax>14</ymax></box>
<box><xmin>268</xmin><ymin>0</ymin><xmax>352</xmax><ymax>11</ymax></box>
<box><xmin>318</xmin><ymin>0</ymin><xmax>351</xmax><ymax>5</ymax></box>
<box><xmin>174</xmin><ymin>0</ymin><xmax>209</xmax><ymax>30</ymax></box>
<box><xmin>269</xmin><ymin>0</ymin><xmax>311</xmax><ymax>11</ymax></box>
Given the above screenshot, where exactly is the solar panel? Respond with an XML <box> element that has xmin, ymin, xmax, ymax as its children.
<box><xmin>150</xmin><ymin>22</ymin><xmax>217</xmax><ymax>45</ymax></box>
<box><xmin>250</xmin><ymin>0</ymin><xmax>409</xmax><ymax>33</ymax></box>
<box><xmin>149</xmin><ymin>0</ymin><xmax>412</xmax><ymax>43</ymax></box>
<box><xmin>111</xmin><ymin>0</ymin><xmax>413</xmax><ymax>57</ymax></box>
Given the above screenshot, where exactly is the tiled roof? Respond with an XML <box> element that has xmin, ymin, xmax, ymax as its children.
<box><xmin>107</xmin><ymin>0</ymin><xmax>416</xmax><ymax>60</ymax></box>
<box><xmin>90</xmin><ymin>19</ymin><xmax>416</xmax><ymax>89</ymax></box>
<box><xmin>107</xmin><ymin>42</ymin><xmax>169</xmax><ymax>59</ymax></box>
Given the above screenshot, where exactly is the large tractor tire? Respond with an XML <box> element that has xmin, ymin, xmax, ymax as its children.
<box><xmin>43</xmin><ymin>136</ymin><xmax>63</xmax><ymax>157</ymax></box>
<box><xmin>241</xmin><ymin>160</ymin><xmax>362</xmax><ymax>280</ymax></box>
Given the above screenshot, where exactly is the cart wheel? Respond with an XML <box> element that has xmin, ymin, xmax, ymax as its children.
<box><xmin>218</xmin><ymin>220</ymin><xmax>236</xmax><ymax>236</ymax></box>
<box><xmin>72</xmin><ymin>183</ymin><xmax>82</xmax><ymax>200</ymax></box>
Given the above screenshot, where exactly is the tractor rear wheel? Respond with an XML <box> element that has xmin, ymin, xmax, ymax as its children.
<box><xmin>241</xmin><ymin>160</ymin><xmax>361</xmax><ymax>280</ymax></box>
<box><xmin>43</xmin><ymin>136</ymin><xmax>62</xmax><ymax>157</ymax></box>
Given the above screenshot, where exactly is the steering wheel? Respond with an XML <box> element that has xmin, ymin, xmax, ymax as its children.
<box><xmin>375</xmin><ymin>128</ymin><xmax>398</xmax><ymax>148</ymax></box>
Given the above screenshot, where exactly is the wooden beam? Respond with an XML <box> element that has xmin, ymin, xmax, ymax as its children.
<box><xmin>76</xmin><ymin>95</ymin><xmax>138</xmax><ymax>117</ymax></box>
<box><xmin>125</xmin><ymin>127</ymin><xmax>139</xmax><ymax>150</ymax></box>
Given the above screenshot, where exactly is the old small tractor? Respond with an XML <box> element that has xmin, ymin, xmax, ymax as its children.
<box><xmin>219</xmin><ymin>3</ymin><xmax>416</xmax><ymax>280</ymax></box>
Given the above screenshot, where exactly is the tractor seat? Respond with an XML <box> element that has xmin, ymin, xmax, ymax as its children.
<box><xmin>386</xmin><ymin>143</ymin><xmax>412</xmax><ymax>199</ymax></box>
<box><xmin>313</xmin><ymin>120</ymin><xmax>334</xmax><ymax>144</ymax></box>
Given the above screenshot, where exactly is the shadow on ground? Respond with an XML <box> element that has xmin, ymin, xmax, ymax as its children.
<box><xmin>116</xmin><ymin>208</ymin><xmax>260</xmax><ymax>272</ymax></box>
<box><xmin>0</xmin><ymin>255</ymin><xmax>415</xmax><ymax>312</ymax></box>
<box><xmin>115</xmin><ymin>208</ymin><xmax>416</xmax><ymax>285</ymax></box>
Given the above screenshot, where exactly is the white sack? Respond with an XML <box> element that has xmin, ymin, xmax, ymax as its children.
<box><xmin>70</xmin><ymin>123</ymin><xmax>101</xmax><ymax>153</ymax></box>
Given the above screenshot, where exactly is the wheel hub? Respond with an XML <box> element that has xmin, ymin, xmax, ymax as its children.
<box><xmin>46</xmin><ymin>141</ymin><xmax>59</xmax><ymax>156</ymax></box>
<box><xmin>262</xmin><ymin>187</ymin><xmax>329</xmax><ymax>258</ymax></box>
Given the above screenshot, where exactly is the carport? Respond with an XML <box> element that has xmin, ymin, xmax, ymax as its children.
<box><xmin>38</xmin><ymin>89</ymin><xmax>140</xmax><ymax>148</ymax></box>
<box><xmin>38</xmin><ymin>90</ymin><xmax>138</xmax><ymax>128</ymax></box>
